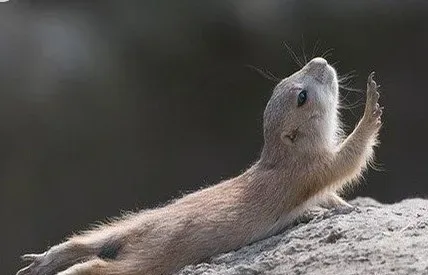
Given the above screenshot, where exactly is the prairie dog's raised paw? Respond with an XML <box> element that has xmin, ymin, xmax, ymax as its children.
<box><xmin>364</xmin><ymin>72</ymin><xmax>383</xmax><ymax>129</ymax></box>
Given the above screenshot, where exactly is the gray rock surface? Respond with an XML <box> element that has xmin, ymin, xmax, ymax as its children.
<box><xmin>177</xmin><ymin>197</ymin><xmax>428</xmax><ymax>275</ymax></box>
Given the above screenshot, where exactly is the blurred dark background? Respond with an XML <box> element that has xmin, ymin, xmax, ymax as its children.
<box><xmin>2</xmin><ymin>0</ymin><xmax>427</xmax><ymax>273</ymax></box>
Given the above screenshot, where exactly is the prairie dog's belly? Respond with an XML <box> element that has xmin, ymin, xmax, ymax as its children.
<box><xmin>261</xmin><ymin>194</ymin><xmax>321</xmax><ymax>239</ymax></box>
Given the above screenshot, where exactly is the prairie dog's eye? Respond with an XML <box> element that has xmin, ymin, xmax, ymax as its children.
<box><xmin>297</xmin><ymin>90</ymin><xmax>307</xmax><ymax>107</ymax></box>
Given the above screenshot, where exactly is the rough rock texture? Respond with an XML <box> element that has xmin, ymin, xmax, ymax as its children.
<box><xmin>177</xmin><ymin>197</ymin><xmax>428</xmax><ymax>275</ymax></box>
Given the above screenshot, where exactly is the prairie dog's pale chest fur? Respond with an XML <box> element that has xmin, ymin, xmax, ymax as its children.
<box><xmin>17</xmin><ymin>57</ymin><xmax>383</xmax><ymax>275</ymax></box>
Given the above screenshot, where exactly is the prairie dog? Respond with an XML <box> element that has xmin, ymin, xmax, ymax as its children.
<box><xmin>17</xmin><ymin>57</ymin><xmax>383</xmax><ymax>275</ymax></box>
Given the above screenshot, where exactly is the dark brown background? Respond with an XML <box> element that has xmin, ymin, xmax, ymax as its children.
<box><xmin>2</xmin><ymin>1</ymin><xmax>427</xmax><ymax>274</ymax></box>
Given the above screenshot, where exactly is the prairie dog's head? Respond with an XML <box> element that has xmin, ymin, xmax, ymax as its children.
<box><xmin>261</xmin><ymin>57</ymin><xmax>340</xmax><ymax>162</ymax></box>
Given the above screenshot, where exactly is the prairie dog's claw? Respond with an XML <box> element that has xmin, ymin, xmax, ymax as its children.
<box><xmin>368</xmin><ymin>71</ymin><xmax>375</xmax><ymax>82</ymax></box>
<box><xmin>363</xmin><ymin>72</ymin><xmax>383</xmax><ymax>129</ymax></box>
<box><xmin>16</xmin><ymin>265</ymin><xmax>32</xmax><ymax>275</ymax></box>
<box><xmin>21</xmin><ymin>253</ymin><xmax>42</xmax><ymax>262</ymax></box>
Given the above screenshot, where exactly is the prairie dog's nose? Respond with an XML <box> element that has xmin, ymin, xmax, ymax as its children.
<box><xmin>307</xmin><ymin>57</ymin><xmax>328</xmax><ymax>68</ymax></box>
<box><xmin>304</xmin><ymin>57</ymin><xmax>332</xmax><ymax>84</ymax></box>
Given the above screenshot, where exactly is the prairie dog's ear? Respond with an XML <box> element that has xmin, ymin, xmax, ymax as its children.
<box><xmin>280</xmin><ymin>130</ymin><xmax>297</xmax><ymax>145</ymax></box>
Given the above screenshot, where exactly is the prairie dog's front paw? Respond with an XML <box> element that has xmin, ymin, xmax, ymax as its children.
<box><xmin>363</xmin><ymin>72</ymin><xmax>383</xmax><ymax>131</ymax></box>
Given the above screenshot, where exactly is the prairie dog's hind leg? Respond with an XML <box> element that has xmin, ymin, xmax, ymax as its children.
<box><xmin>17</xmin><ymin>240</ymin><xmax>98</xmax><ymax>275</ymax></box>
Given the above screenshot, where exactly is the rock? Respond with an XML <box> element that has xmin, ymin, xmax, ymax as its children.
<box><xmin>177</xmin><ymin>197</ymin><xmax>428</xmax><ymax>275</ymax></box>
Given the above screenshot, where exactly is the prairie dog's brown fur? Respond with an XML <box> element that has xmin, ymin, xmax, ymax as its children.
<box><xmin>17</xmin><ymin>57</ymin><xmax>383</xmax><ymax>275</ymax></box>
